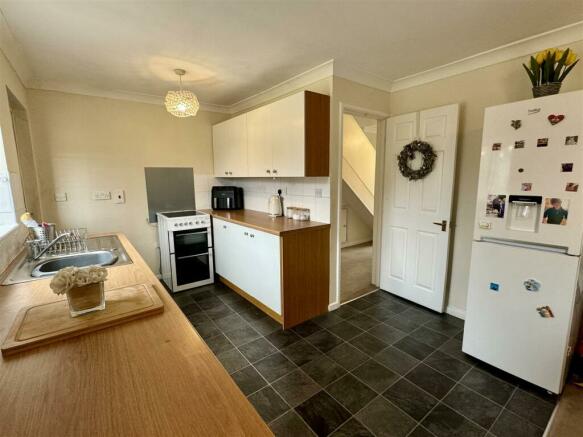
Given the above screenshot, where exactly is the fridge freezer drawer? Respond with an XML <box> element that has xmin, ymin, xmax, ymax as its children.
<box><xmin>462</xmin><ymin>241</ymin><xmax>580</xmax><ymax>393</ymax></box>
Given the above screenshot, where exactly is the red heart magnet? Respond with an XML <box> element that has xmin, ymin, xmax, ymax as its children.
<box><xmin>548</xmin><ymin>114</ymin><xmax>565</xmax><ymax>125</ymax></box>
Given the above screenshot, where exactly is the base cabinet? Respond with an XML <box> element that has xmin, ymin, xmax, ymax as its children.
<box><xmin>212</xmin><ymin>215</ymin><xmax>329</xmax><ymax>328</ymax></box>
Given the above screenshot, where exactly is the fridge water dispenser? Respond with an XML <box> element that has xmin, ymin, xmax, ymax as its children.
<box><xmin>507</xmin><ymin>195</ymin><xmax>542</xmax><ymax>232</ymax></box>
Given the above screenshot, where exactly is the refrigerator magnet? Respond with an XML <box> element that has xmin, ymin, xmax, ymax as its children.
<box><xmin>536</xmin><ymin>306</ymin><xmax>554</xmax><ymax>318</ymax></box>
<box><xmin>511</xmin><ymin>120</ymin><xmax>521</xmax><ymax>130</ymax></box>
<box><xmin>521</xmin><ymin>183</ymin><xmax>532</xmax><ymax>191</ymax></box>
<box><xmin>486</xmin><ymin>194</ymin><xmax>506</xmax><ymax>218</ymax></box>
<box><xmin>492</xmin><ymin>143</ymin><xmax>502</xmax><ymax>151</ymax></box>
<box><xmin>548</xmin><ymin>114</ymin><xmax>565</xmax><ymax>125</ymax></box>
<box><xmin>565</xmin><ymin>136</ymin><xmax>578</xmax><ymax>146</ymax></box>
<box><xmin>515</xmin><ymin>140</ymin><xmax>525</xmax><ymax>149</ymax></box>
<box><xmin>536</xmin><ymin>138</ymin><xmax>548</xmax><ymax>148</ymax></box>
<box><xmin>561</xmin><ymin>163</ymin><xmax>573</xmax><ymax>172</ymax></box>
<box><xmin>542</xmin><ymin>198</ymin><xmax>569</xmax><ymax>226</ymax></box>
<box><xmin>566</xmin><ymin>183</ymin><xmax>579</xmax><ymax>192</ymax></box>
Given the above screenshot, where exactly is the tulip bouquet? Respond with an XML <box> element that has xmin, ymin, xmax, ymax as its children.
<box><xmin>523</xmin><ymin>48</ymin><xmax>579</xmax><ymax>97</ymax></box>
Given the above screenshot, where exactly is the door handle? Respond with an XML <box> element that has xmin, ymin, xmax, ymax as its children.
<box><xmin>433</xmin><ymin>220</ymin><xmax>447</xmax><ymax>232</ymax></box>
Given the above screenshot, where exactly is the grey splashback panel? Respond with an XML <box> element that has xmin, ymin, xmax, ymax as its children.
<box><xmin>145</xmin><ymin>167</ymin><xmax>195</xmax><ymax>223</ymax></box>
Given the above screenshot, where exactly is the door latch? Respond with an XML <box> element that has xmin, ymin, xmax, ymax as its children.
<box><xmin>432</xmin><ymin>220</ymin><xmax>447</xmax><ymax>232</ymax></box>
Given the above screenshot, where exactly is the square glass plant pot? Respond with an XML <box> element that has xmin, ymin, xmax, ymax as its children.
<box><xmin>65</xmin><ymin>282</ymin><xmax>105</xmax><ymax>317</ymax></box>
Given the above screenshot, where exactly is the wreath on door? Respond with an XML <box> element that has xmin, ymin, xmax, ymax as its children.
<box><xmin>397</xmin><ymin>140</ymin><xmax>437</xmax><ymax>180</ymax></box>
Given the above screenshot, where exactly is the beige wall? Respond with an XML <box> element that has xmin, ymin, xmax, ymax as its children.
<box><xmin>389</xmin><ymin>40</ymin><xmax>583</xmax><ymax>315</ymax></box>
<box><xmin>27</xmin><ymin>89</ymin><xmax>228</xmax><ymax>271</ymax></box>
<box><xmin>0</xmin><ymin>47</ymin><xmax>31</xmax><ymax>273</ymax></box>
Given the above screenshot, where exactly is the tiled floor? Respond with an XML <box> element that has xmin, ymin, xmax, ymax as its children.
<box><xmin>173</xmin><ymin>283</ymin><xmax>557</xmax><ymax>437</ymax></box>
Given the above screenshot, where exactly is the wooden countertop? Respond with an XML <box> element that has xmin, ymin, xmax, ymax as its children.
<box><xmin>206</xmin><ymin>209</ymin><xmax>330</xmax><ymax>236</ymax></box>
<box><xmin>0</xmin><ymin>233</ymin><xmax>272</xmax><ymax>437</ymax></box>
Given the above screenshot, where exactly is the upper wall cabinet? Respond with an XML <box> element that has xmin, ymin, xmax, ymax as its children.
<box><xmin>213</xmin><ymin>91</ymin><xmax>330</xmax><ymax>178</ymax></box>
<box><xmin>212</xmin><ymin>114</ymin><xmax>248</xmax><ymax>177</ymax></box>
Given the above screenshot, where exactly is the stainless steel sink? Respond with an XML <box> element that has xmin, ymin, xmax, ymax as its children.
<box><xmin>31</xmin><ymin>251</ymin><xmax>118</xmax><ymax>277</ymax></box>
<box><xmin>2</xmin><ymin>235</ymin><xmax>132</xmax><ymax>285</ymax></box>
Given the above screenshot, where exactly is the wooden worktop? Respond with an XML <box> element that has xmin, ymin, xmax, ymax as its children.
<box><xmin>0</xmin><ymin>233</ymin><xmax>271</xmax><ymax>437</ymax></box>
<box><xmin>206</xmin><ymin>208</ymin><xmax>330</xmax><ymax>236</ymax></box>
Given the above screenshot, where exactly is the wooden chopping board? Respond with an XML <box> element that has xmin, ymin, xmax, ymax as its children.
<box><xmin>2</xmin><ymin>283</ymin><xmax>164</xmax><ymax>356</ymax></box>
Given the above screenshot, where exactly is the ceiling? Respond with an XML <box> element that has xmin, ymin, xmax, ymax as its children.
<box><xmin>1</xmin><ymin>1</ymin><xmax>582</xmax><ymax>109</ymax></box>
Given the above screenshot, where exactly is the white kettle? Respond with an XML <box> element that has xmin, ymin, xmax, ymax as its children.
<box><xmin>268</xmin><ymin>191</ymin><xmax>283</xmax><ymax>217</ymax></box>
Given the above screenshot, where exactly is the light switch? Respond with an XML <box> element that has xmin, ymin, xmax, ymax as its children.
<box><xmin>112</xmin><ymin>189</ymin><xmax>125</xmax><ymax>204</ymax></box>
<box><xmin>54</xmin><ymin>192</ymin><xmax>68</xmax><ymax>202</ymax></box>
<box><xmin>92</xmin><ymin>190</ymin><xmax>111</xmax><ymax>201</ymax></box>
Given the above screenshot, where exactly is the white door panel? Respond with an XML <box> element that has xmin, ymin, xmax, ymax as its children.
<box><xmin>247</xmin><ymin>105</ymin><xmax>273</xmax><ymax>177</ymax></box>
<box><xmin>380</xmin><ymin>104</ymin><xmax>459</xmax><ymax>312</ymax></box>
<box><xmin>271</xmin><ymin>92</ymin><xmax>305</xmax><ymax>177</ymax></box>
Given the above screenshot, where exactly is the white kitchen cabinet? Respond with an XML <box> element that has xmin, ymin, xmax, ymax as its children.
<box><xmin>212</xmin><ymin>91</ymin><xmax>329</xmax><ymax>178</ymax></box>
<box><xmin>212</xmin><ymin>114</ymin><xmax>248</xmax><ymax>177</ymax></box>
<box><xmin>212</xmin><ymin>218</ymin><xmax>281</xmax><ymax>314</ymax></box>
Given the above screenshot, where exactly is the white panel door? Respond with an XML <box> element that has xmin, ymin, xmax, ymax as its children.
<box><xmin>247</xmin><ymin>105</ymin><xmax>273</xmax><ymax>177</ymax></box>
<box><xmin>271</xmin><ymin>92</ymin><xmax>305</xmax><ymax>177</ymax></box>
<box><xmin>212</xmin><ymin>114</ymin><xmax>248</xmax><ymax>177</ymax></box>
<box><xmin>380</xmin><ymin>104</ymin><xmax>459</xmax><ymax>312</ymax></box>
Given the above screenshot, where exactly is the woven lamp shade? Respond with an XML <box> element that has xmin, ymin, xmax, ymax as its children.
<box><xmin>165</xmin><ymin>89</ymin><xmax>200</xmax><ymax>118</ymax></box>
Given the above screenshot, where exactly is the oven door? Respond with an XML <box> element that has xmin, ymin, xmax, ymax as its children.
<box><xmin>170</xmin><ymin>248</ymin><xmax>214</xmax><ymax>292</ymax></box>
<box><xmin>169</xmin><ymin>227</ymin><xmax>210</xmax><ymax>256</ymax></box>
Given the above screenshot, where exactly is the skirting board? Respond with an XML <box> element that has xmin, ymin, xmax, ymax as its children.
<box><xmin>446</xmin><ymin>305</ymin><xmax>466</xmax><ymax>320</ymax></box>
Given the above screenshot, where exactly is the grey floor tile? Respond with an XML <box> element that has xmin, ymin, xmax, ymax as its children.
<box><xmin>349</xmin><ymin>333</ymin><xmax>388</xmax><ymax>355</ymax></box>
<box><xmin>216</xmin><ymin>348</ymin><xmax>249</xmax><ymax>374</ymax></box>
<box><xmin>204</xmin><ymin>333</ymin><xmax>234</xmax><ymax>355</ymax></box>
<box><xmin>301</xmin><ymin>355</ymin><xmax>347</xmax><ymax>387</ymax></box>
<box><xmin>238</xmin><ymin>337</ymin><xmax>278</xmax><ymax>363</ymax></box>
<box><xmin>327</xmin><ymin>342</ymin><xmax>369</xmax><ymax>371</ymax></box>
<box><xmin>346</xmin><ymin>297</ymin><xmax>376</xmax><ymax>312</ymax></box>
<box><xmin>205</xmin><ymin>303</ymin><xmax>235</xmax><ymax>320</ymax></box>
<box><xmin>490</xmin><ymin>409</ymin><xmax>544</xmax><ymax>437</ymax></box>
<box><xmin>255</xmin><ymin>352</ymin><xmax>297</xmax><ymax>382</ymax></box>
<box><xmin>195</xmin><ymin>295</ymin><xmax>223</xmax><ymax>310</ymax></box>
<box><xmin>421</xmin><ymin>403</ymin><xmax>485</xmax><ymax>437</ymax></box>
<box><xmin>438</xmin><ymin>338</ymin><xmax>475</xmax><ymax>364</ymax></box>
<box><xmin>306</xmin><ymin>329</ymin><xmax>345</xmax><ymax>353</ymax></box>
<box><xmin>180</xmin><ymin>302</ymin><xmax>202</xmax><ymax>315</ymax></box>
<box><xmin>295</xmin><ymin>391</ymin><xmax>352</xmax><ymax>437</ymax></box>
<box><xmin>292</xmin><ymin>320</ymin><xmax>324</xmax><ymax>338</ymax></box>
<box><xmin>223</xmin><ymin>324</ymin><xmax>261</xmax><ymax>347</ymax></box>
<box><xmin>424</xmin><ymin>350</ymin><xmax>472</xmax><ymax>381</ymax></box>
<box><xmin>213</xmin><ymin>312</ymin><xmax>249</xmax><ymax>332</ymax></box>
<box><xmin>409</xmin><ymin>326</ymin><xmax>450</xmax><ymax>348</ymax></box>
<box><xmin>424</xmin><ymin>318</ymin><xmax>464</xmax><ymax>337</ymax></box>
<box><xmin>281</xmin><ymin>340</ymin><xmax>324</xmax><ymax>367</ymax></box>
<box><xmin>406</xmin><ymin>364</ymin><xmax>456</xmax><ymax>399</ymax></box>
<box><xmin>231</xmin><ymin>365</ymin><xmax>267</xmax><ymax>396</ymax></box>
<box><xmin>366</xmin><ymin>323</ymin><xmax>407</xmax><ymax>345</ymax></box>
<box><xmin>266</xmin><ymin>329</ymin><xmax>303</xmax><ymax>349</ymax></box>
<box><xmin>374</xmin><ymin>346</ymin><xmax>420</xmax><ymax>375</ymax></box>
<box><xmin>272</xmin><ymin>369</ymin><xmax>322</xmax><ymax>407</ymax></box>
<box><xmin>393</xmin><ymin>336</ymin><xmax>435</xmax><ymax>360</ymax></box>
<box><xmin>347</xmin><ymin>313</ymin><xmax>381</xmax><ymax>330</ymax></box>
<box><xmin>313</xmin><ymin>312</ymin><xmax>346</xmax><ymax>329</ymax></box>
<box><xmin>186</xmin><ymin>311</ymin><xmax>210</xmax><ymax>325</ymax></box>
<box><xmin>192</xmin><ymin>320</ymin><xmax>221</xmax><ymax>340</ymax></box>
<box><xmin>326</xmin><ymin>320</ymin><xmax>364</xmax><ymax>341</ymax></box>
<box><xmin>247</xmin><ymin>316</ymin><xmax>282</xmax><ymax>335</ymax></box>
<box><xmin>334</xmin><ymin>305</ymin><xmax>361</xmax><ymax>320</ymax></box>
<box><xmin>385</xmin><ymin>313</ymin><xmax>421</xmax><ymax>333</ymax></box>
<box><xmin>401</xmin><ymin>307</ymin><xmax>439</xmax><ymax>325</ymax></box>
<box><xmin>326</xmin><ymin>374</ymin><xmax>377</xmax><ymax>414</ymax></box>
<box><xmin>352</xmin><ymin>359</ymin><xmax>399</xmax><ymax>393</ymax></box>
<box><xmin>330</xmin><ymin>418</ymin><xmax>373</xmax><ymax>436</ymax></box>
<box><xmin>505</xmin><ymin>389</ymin><xmax>554</xmax><ymax>429</ymax></box>
<box><xmin>248</xmin><ymin>386</ymin><xmax>290</xmax><ymax>423</ymax></box>
<box><xmin>408</xmin><ymin>426</ymin><xmax>435</xmax><ymax>437</ymax></box>
<box><xmin>460</xmin><ymin>368</ymin><xmax>515</xmax><ymax>405</ymax></box>
<box><xmin>444</xmin><ymin>384</ymin><xmax>502</xmax><ymax>429</ymax></box>
<box><xmin>361</xmin><ymin>303</ymin><xmax>397</xmax><ymax>322</ymax></box>
<box><xmin>356</xmin><ymin>396</ymin><xmax>417</xmax><ymax>437</ymax></box>
<box><xmin>240</xmin><ymin>305</ymin><xmax>271</xmax><ymax>322</ymax></box>
<box><xmin>383</xmin><ymin>378</ymin><xmax>438</xmax><ymax>421</ymax></box>
<box><xmin>270</xmin><ymin>410</ymin><xmax>316</xmax><ymax>437</ymax></box>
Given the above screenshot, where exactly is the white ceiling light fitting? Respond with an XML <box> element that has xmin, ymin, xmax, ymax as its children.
<box><xmin>165</xmin><ymin>69</ymin><xmax>200</xmax><ymax>118</ymax></box>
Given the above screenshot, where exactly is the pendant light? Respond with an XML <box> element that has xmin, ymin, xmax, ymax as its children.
<box><xmin>165</xmin><ymin>69</ymin><xmax>200</xmax><ymax>118</ymax></box>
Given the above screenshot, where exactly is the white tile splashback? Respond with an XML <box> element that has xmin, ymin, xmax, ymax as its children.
<box><xmin>208</xmin><ymin>177</ymin><xmax>331</xmax><ymax>223</ymax></box>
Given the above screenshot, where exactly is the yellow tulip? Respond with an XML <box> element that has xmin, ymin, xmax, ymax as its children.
<box><xmin>535</xmin><ymin>51</ymin><xmax>546</xmax><ymax>64</ymax></box>
<box><xmin>555</xmin><ymin>49</ymin><xmax>564</xmax><ymax>62</ymax></box>
<box><xmin>566</xmin><ymin>50</ymin><xmax>578</xmax><ymax>66</ymax></box>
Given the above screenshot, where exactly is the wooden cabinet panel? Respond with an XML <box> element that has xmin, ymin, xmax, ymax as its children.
<box><xmin>212</xmin><ymin>114</ymin><xmax>248</xmax><ymax>177</ymax></box>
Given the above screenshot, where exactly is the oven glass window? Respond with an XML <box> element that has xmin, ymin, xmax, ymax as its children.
<box><xmin>173</xmin><ymin>229</ymin><xmax>209</xmax><ymax>257</ymax></box>
<box><xmin>174</xmin><ymin>253</ymin><xmax>211</xmax><ymax>286</ymax></box>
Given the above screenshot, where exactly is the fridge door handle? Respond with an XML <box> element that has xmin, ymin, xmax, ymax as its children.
<box><xmin>433</xmin><ymin>220</ymin><xmax>447</xmax><ymax>232</ymax></box>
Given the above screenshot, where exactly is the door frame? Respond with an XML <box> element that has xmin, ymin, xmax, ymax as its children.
<box><xmin>334</xmin><ymin>102</ymin><xmax>389</xmax><ymax>305</ymax></box>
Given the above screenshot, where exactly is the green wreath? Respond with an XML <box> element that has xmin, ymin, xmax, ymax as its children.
<box><xmin>397</xmin><ymin>140</ymin><xmax>437</xmax><ymax>180</ymax></box>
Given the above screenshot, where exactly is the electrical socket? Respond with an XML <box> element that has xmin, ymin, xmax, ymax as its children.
<box><xmin>92</xmin><ymin>190</ymin><xmax>111</xmax><ymax>201</ymax></box>
<box><xmin>112</xmin><ymin>189</ymin><xmax>125</xmax><ymax>204</ymax></box>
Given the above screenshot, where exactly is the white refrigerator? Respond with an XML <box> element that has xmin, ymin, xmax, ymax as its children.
<box><xmin>463</xmin><ymin>90</ymin><xmax>583</xmax><ymax>394</ymax></box>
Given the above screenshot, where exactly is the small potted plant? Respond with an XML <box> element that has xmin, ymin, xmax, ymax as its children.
<box><xmin>50</xmin><ymin>265</ymin><xmax>108</xmax><ymax>317</ymax></box>
<box><xmin>523</xmin><ymin>48</ymin><xmax>579</xmax><ymax>98</ymax></box>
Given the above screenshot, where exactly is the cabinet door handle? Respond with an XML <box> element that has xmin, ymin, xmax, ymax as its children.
<box><xmin>222</xmin><ymin>225</ymin><xmax>227</xmax><ymax>229</ymax></box>
<box><xmin>272</xmin><ymin>169</ymin><xmax>277</xmax><ymax>174</ymax></box>
<box><xmin>224</xmin><ymin>171</ymin><xmax>228</xmax><ymax>175</ymax></box>
<box><xmin>250</xmin><ymin>234</ymin><xmax>255</xmax><ymax>238</ymax></box>
<box><xmin>244</xmin><ymin>231</ymin><xmax>249</xmax><ymax>236</ymax></box>
<box><xmin>266</xmin><ymin>169</ymin><xmax>271</xmax><ymax>174</ymax></box>
<box><xmin>228</xmin><ymin>171</ymin><xmax>232</xmax><ymax>175</ymax></box>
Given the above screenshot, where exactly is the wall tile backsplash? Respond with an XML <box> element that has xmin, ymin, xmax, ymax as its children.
<box><xmin>197</xmin><ymin>176</ymin><xmax>330</xmax><ymax>223</ymax></box>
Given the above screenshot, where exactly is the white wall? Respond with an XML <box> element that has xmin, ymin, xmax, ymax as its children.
<box><xmin>27</xmin><ymin>89</ymin><xmax>228</xmax><ymax>272</ymax></box>
<box><xmin>389</xmin><ymin>40</ymin><xmax>583</xmax><ymax>315</ymax></box>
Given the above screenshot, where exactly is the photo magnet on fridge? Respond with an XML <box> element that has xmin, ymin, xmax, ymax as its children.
<box><xmin>543</xmin><ymin>198</ymin><xmax>569</xmax><ymax>225</ymax></box>
<box><xmin>514</xmin><ymin>140</ymin><xmax>525</xmax><ymax>149</ymax></box>
<box><xmin>566</xmin><ymin>183</ymin><xmax>579</xmax><ymax>192</ymax></box>
<box><xmin>511</xmin><ymin>120</ymin><xmax>521</xmax><ymax>130</ymax></box>
<box><xmin>536</xmin><ymin>138</ymin><xmax>548</xmax><ymax>148</ymax></box>
<box><xmin>562</xmin><ymin>163</ymin><xmax>574</xmax><ymax>173</ymax></box>
<box><xmin>492</xmin><ymin>143</ymin><xmax>502</xmax><ymax>151</ymax></box>
<box><xmin>486</xmin><ymin>194</ymin><xmax>506</xmax><ymax>218</ymax></box>
<box><xmin>521</xmin><ymin>183</ymin><xmax>532</xmax><ymax>191</ymax></box>
<box><xmin>566</xmin><ymin>136</ymin><xmax>579</xmax><ymax>146</ymax></box>
<box><xmin>548</xmin><ymin>114</ymin><xmax>565</xmax><ymax>125</ymax></box>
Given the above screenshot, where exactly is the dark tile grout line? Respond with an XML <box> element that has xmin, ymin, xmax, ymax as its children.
<box><xmin>176</xmin><ymin>287</ymin><xmax>553</xmax><ymax>437</ymax></box>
